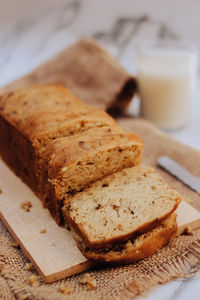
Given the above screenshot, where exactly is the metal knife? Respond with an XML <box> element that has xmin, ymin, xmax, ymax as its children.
<box><xmin>157</xmin><ymin>156</ymin><xmax>200</xmax><ymax>194</ymax></box>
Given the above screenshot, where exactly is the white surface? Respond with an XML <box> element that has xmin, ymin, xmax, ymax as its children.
<box><xmin>0</xmin><ymin>0</ymin><xmax>199</xmax><ymax>298</ymax></box>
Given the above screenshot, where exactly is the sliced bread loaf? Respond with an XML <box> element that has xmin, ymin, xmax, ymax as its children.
<box><xmin>0</xmin><ymin>85</ymin><xmax>144</xmax><ymax>224</ymax></box>
<box><xmin>79</xmin><ymin>213</ymin><xmax>177</xmax><ymax>264</ymax></box>
<box><xmin>41</xmin><ymin>126</ymin><xmax>143</xmax><ymax>223</ymax></box>
<box><xmin>63</xmin><ymin>166</ymin><xmax>181</xmax><ymax>248</ymax></box>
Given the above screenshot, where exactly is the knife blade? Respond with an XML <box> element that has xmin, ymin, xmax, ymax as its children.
<box><xmin>157</xmin><ymin>156</ymin><xmax>200</xmax><ymax>194</ymax></box>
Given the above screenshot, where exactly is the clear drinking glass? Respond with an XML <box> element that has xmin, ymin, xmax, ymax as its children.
<box><xmin>136</xmin><ymin>41</ymin><xmax>198</xmax><ymax>130</ymax></box>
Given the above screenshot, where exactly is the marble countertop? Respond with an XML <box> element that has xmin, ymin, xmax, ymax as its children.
<box><xmin>0</xmin><ymin>0</ymin><xmax>199</xmax><ymax>299</ymax></box>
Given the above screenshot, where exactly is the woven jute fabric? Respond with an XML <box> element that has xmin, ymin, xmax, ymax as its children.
<box><xmin>1</xmin><ymin>221</ymin><xmax>200</xmax><ymax>300</ymax></box>
<box><xmin>1</xmin><ymin>118</ymin><xmax>200</xmax><ymax>300</ymax></box>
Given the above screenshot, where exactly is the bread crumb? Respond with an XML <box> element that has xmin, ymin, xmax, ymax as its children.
<box><xmin>80</xmin><ymin>273</ymin><xmax>96</xmax><ymax>290</ymax></box>
<box><xmin>21</xmin><ymin>201</ymin><xmax>32</xmax><ymax>212</ymax></box>
<box><xmin>28</xmin><ymin>275</ymin><xmax>40</xmax><ymax>286</ymax></box>
<box><xmin>12</xmin><ymin>242</ymin><xmax>20</xmax><ymax>248</ymax></box>
<box><xmin>183</xmin><ymin>226</ymin><xmax>194</xmax><ymax>236</ymax></box>
<box><xmin>25</xmin><ymin>263</ymin><xmax>33</xmax><ymax>271</ymax></box>
<box><xmin>40</xmin><ymin>229</ymin><xmax>47</xmax><ymax>234</ymax></box>
<box><xmin>59</xmin><ymin>285</ymin><xmax>71</xmax><ymax>294</ymax></box>
<box><xmin>52</xmin><ymin>243</ymin><xmax>56</xmax><ymax>247</ymax></box>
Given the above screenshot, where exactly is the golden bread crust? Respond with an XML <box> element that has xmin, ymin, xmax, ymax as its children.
<box><xmin>80</xmin><ymin>214</ymin><xmax>177</xmax><ymax>264</ymax></box>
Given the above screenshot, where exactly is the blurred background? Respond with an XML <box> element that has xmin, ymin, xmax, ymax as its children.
<box><xmin>1</xmin><ymin>0</ymin><xmax>200</xmax><ymax>84</ymax></box>
<box><xmin>0</xmin><ymin>0</ymin><xmax>199</xmax><ymax>148</ymax></box>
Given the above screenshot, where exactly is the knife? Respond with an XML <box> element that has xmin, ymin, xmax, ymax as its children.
<box><xmin>157</xmin><ymin>156</ymin><xmax>200</xmax><ymax>194</ymax></box>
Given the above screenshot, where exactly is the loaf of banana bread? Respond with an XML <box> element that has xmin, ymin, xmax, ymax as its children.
<box><xmin>0</xmin><ymin>84</ymin><xmax>144</xmax><ymax>224</ymax></box>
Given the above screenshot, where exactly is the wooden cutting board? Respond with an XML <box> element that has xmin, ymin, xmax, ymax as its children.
<box><xmin>0</xmin><ymin>156</ymin><xmax>200</xmax><ymax>283</ymax></box>
<box><xmin>0</xmin><ymin>159</ymin><xmax>92</xmax><ymax>283</ymax></box>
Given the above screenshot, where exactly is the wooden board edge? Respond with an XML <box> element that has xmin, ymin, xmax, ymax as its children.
<box><xmin>44</xmin><ymin>261</ymin><xmax>93</xmax><ymax>283</ymax></box>
<box><xmin>0</xmin><ymin>209</ymin><xmax>48</xmax><ymax>281</ymax></box>
<box><xmin>0</xmin><ymin>209</ymin><xmax>92</xmax><ymax>283</ymax></box>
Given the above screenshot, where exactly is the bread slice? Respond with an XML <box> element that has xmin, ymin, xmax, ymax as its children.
<box><xmin>42</xmin><ymin>126</ymin><xmax>143</xmax><ymax>223</ymax></box>
<box><xmin>63</xmin><ymin>166</ymin><xmax>181</xmax><ymax>248</ymax></box>
<box><xmin>79</xmin><ymin>213</ymin><xmax>177</xmax><ymax>264</ymax></box>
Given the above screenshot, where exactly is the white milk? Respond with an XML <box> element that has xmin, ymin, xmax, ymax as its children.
<box><xmin>137</xmin><ymin>46</ymin><xmax>198</xmax><ymax>129</ymax></box>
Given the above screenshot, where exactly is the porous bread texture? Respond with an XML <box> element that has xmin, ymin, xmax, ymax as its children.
<box><xmin>0</xmin><ymin>84</ymin><xmax>144</xmax><ymax>224</ymax></box>
<box><xmin>80</xmin><ymin>213</ymin><xmax>177</xmax><ymax>264</ymax></box>
<box><xmin>63</xmin><ymin>166</ymin><xmax>181</xmax><ymax>248</ymax></box>
<box><xmin>42</xmin><ymin>126</ymin><xmax>143</xmax><ymax>222</ymax></box>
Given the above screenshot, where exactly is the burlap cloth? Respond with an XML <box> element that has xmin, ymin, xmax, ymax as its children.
<box><xmin>1</xmin><ymin>39</ymin><xmax>200</xmax><ymax>300</ymax></box>
<box><xmin>0</xmin><ymin>38</ymin><xmax>137</xmax><ymax>116</ymax></box>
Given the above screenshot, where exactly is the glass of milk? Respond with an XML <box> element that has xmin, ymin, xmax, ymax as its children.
<box><xmin>136</xmin><ymin>42</ymin><xmax>198</xmax><ymax>130</ymax></box>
